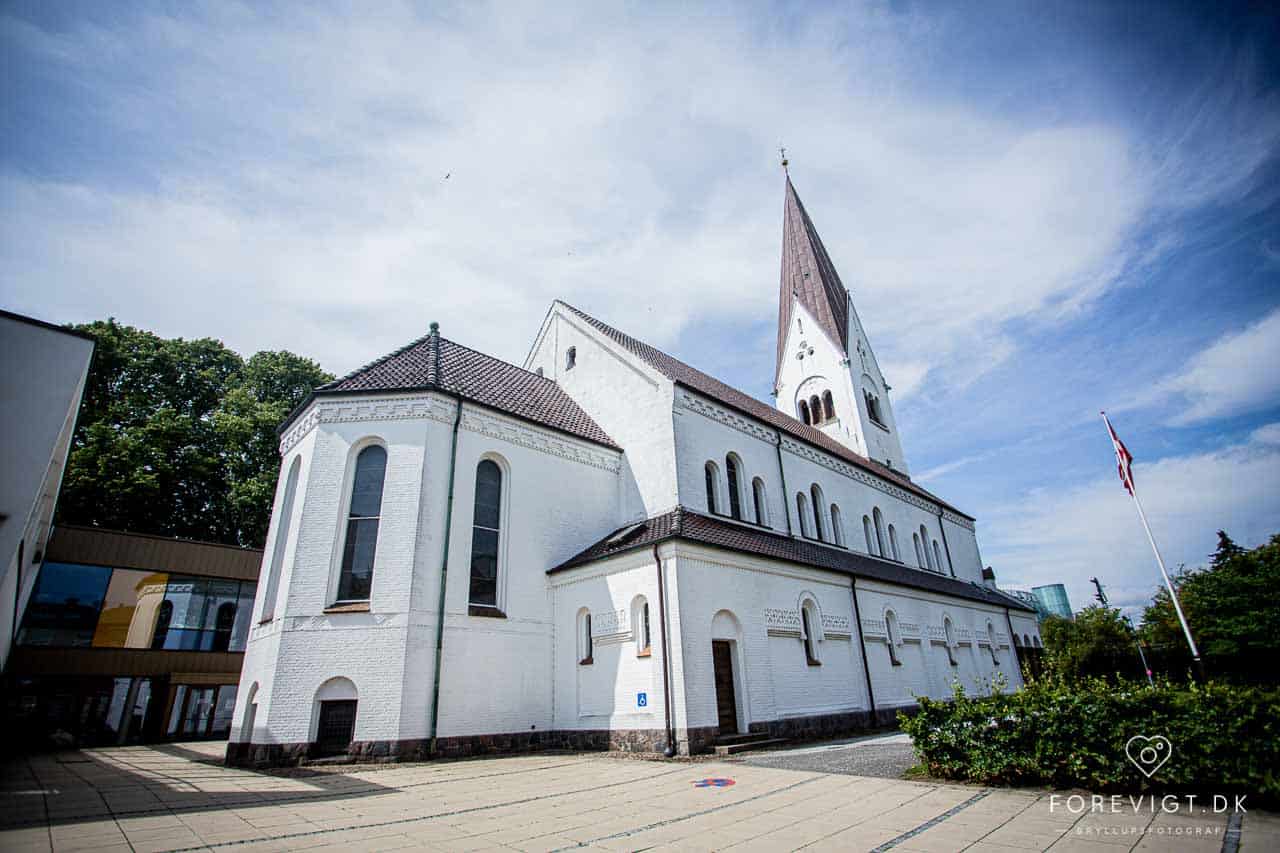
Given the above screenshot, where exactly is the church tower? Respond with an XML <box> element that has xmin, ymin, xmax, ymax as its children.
<box><xmin>772</xmin><ymin>172</ymin><xmax>909</xmax><ymax>473</ymax></box>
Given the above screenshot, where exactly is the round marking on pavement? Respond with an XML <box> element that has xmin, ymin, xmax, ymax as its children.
<box><xmin>693</xmin><ymin>778</ymin><xmax>735</xmax><ymax>788</ymax></box>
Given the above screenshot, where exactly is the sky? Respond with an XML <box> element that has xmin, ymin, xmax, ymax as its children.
<box><xmin>3</xmin><ymin>0</ymin><xmax>1278</xmax><ymax>620</ymax></box>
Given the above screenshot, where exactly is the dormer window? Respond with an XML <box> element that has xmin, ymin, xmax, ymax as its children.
<box><xmin>565</xmin><ymin>347</ymin><xmax>576</xmax><ymax>370</ymax></box>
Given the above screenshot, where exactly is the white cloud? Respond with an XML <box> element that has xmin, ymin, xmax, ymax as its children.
<box><xmin>1251</xmin><ymin>422</ymin><xmax>1280</xmax><ymax>446</ymax></box>
<box><xmin>0</xmin><ymin>2</ymin><xmax>1275</xmax><ymax>391</ymax></box>
<box><xmin>984</xmin><ymin>430</ymin><xmax>1280</xmax><ymax>617</ymax></box>
<box><xmin>1159</xmin><ymin>308</ymin><xmax>1280</xmax><ymax>425</ymax></box>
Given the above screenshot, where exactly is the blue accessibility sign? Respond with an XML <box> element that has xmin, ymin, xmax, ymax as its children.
<box><xmin>637</xmin><ymin>692</ymin><xmax>648</xmax><ymax>708</ymax></box>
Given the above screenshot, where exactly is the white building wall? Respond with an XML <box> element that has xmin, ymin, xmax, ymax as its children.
<box><xmin>525</xmin><ymin>305</ymin><xmax>677</xmax><ymax>522</ymax></box>
<box><xmin>669</xmin><ymin>548</ymin><xmax>868</xmax><ymax>739</ymax></box>
<box><xmin>549</xmin><ymin>552</ymin><xmax>664</xmax><ymax>734</ymax></box>
<box><xmin>855</xmin><ymin>580</ymin><xmax>1022</xmax><ymax>712</ymax></box>
<box><xmin>234</xmin><ymin>390</ymin><xmax>624</xmax><ymax>750</ymax></box>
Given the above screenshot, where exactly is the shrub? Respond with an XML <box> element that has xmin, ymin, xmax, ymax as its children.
<box><xmin>899</xmin><ymin>675</ymin><xmax>1280</xmax><ymax>805</ymax></box>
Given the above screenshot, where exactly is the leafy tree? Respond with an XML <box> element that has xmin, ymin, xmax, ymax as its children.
<box><xmin>1041</xmin><ymin>606</ymin><xmax>1144</xmax><ymax>682</ymax></box>
<box><xmin>1140</xmin><ymin>532</ymin><xmax>1280</xmax><ymax>683</ymax></box>
<box><xmin>57</xmin><ymin>320</ymin><xmax>332</xmax><ymax>547</ymax></box>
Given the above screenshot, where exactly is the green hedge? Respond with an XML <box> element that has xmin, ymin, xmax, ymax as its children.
<box><xmin>899</xmin><ymin>676</ymin><xmax>1280</xmax><ymax>805</ymax></box>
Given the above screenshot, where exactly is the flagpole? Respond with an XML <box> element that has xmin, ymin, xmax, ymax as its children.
<box><xmin>1129</xmin><ymin>484</ymin><xmax>1203</xmax><ymax>676</ymax></box>
<box><xmin>1100</xmin><ymin>412</ymin><xmax>1203</xmax><ymax>679</ymax></box>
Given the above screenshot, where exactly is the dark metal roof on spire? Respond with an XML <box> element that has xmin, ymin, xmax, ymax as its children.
<box><xmin>777</xmin><ymin>176</ymin><xmax>851</xmax><ymax>381</ymax></box>
<box><xmin>278</xmin><ymin>327</ymin><xmax>618</xmax><ymax>450</ymax></box>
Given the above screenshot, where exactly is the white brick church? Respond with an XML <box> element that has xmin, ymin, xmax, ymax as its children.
<box><xmin>228</xmin><ymin>175</ymin><xmax>1041</xmax><ymax>765</ymax></box>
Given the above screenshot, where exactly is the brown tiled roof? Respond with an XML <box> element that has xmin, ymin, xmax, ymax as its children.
<box><xmin>283</xmin><ymin>329</ymin><xmax>619</xmax><ymax>449</ymax></box>
<box><xmin>551</xmin><ymin>507</ymin><xmax>1034</xmax><ymax>613</ymax></box>
<box><xmin>776</xmin><ymin>177</ymin><xmax>851</xmax><ymax>382</ymax></box>
<box><xmin>558</xmin><ymin>303</ymin><xmax>971</xmax><ymax>519</ymax></box>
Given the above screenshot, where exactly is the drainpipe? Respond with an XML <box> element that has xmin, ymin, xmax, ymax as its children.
<box><xmin>653</xmin><ymin>542</ymin><xmax>676</xmax><ymax>757</ymax></box>
<box><xmin>936</xmin><ymin>509</ymin><xmax>956</xmax><ymax>577</ymax></box>
<box><xmin>849</xmin><ymin>577</ymin><xmax>878</xmax><ymax>726</ymax></box>
<box><xmin>428</xmin><ymin>395</ymin><xmax>464</xmax><ymax>755</ymax></box>
<box><xmin>773</xmin><ymin>430</ymin><xmax>793</xmax><ymax>537</ymax></box>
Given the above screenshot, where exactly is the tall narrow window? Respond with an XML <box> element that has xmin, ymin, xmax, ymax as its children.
<box><xmin>752</xmin><ymin>478</ymin><xmax>769</xmax><ymax>527</ymax></box>
<box><xmin>872</xmin><ymin>508</ymin><xmax>886</xmax><ymax>557</ymax></box>
<box><xmin>565</xmin><ymin>347</ymin><xmax>576</xmax><ymax>370</ymax></box>
<box><xmin>822</xmin><ymin>391</ymin><xmax>835</xmax><ymax>420</ymax></box>
<box><xmin>705</xmin><ymin>462</ymin><xmax>720</xmax><ymax>514</ymax></box>
<box><xmin>634</xmin><ymin>596</ymin><xmax>651</xmax><ymax>655</ymax></box>
<box><xmin>885</xmin><ymin>610</ymin><xmax>902</xmax><ymax>665</ymax></box>
<box><xmin>920</xmin><ymin>525</ymin><xmax>935</xmax><ymax>571</ymax></box>
<box><xmin>943</xmin><ymin>617</ymin><xmax>957</xmax><ymax>666</ymax></box>
<box><xmin>863</xmin><ymin>515</ymin><xmax>875</xmax><ymax>554</ymax></box>
<box><xmin>810</xmin><ymin>485</ymin><xmax>825</xmax><ymax>540</ymax></box>
<box><xmin>262</xmin><ymin>457</ymin><xmax>301</xmax><ymax>622</ymax></box>
<box><xmin>888</xmin><ymin>525</ymin><xmax>900</xmax><ymax>561</ymax></box>
<box><xmin>809</xmin><ymin>395</ymin><xmax>822</xmax><ymax>422</ymax></box>
<box><xmin>830</xmin><ymin>504</ymin><xmax>844</xmax><ymax>546</ymax></box>
<box><xmin>934</xmin><ymin>541</ymin><xmax>947</xmax><ymax>575</ymax></box>
<box><xmin>987</xmin><ymin>621</ymin><xmax>999</xmax><ymax>665</ymax></box>
<box><xmin>725</xmin><ymin>455</ymin><xmax>743</xmax><ymax>520</ymax></box>
<box><xmin>469</xmin><ymin>460</ymin><xmax>503</xmax><ymax>608</ymax></box>
<box><xmin>914</xmin><ymin>533</ymin><xmax>925</xmax><ymax>567</ymax></box>
<box><xmin>798</xmin><ymin>400</ymin><xmax>811</xmax><ymax>424</ymax></box>
<box><xmin>800</xmin><ymin>605</ymin><xmax>820</xmax><ymax>665</ymax></box>
<box><xmin>582</xmin><ymin>612</ymin><xmax>593</xmax><ymax>663</ymax></box>
<box><xmin>338</xmin><ymin>445</ymin><xmax>386</xmax><ymax>602</ymax></box>
<box><xmin>796</xmin><ymin>493</ymin><xmax>810</xmax><ymax>537</ymax></box>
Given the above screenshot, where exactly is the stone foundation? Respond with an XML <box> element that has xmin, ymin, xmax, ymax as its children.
<box><xmin>225</xmin><ymin>705</ymin><xmax>919</xmax><ymax>768</ymax></box>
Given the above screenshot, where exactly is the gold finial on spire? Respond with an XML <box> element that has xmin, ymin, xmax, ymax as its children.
<box><xmin>780</xmin><ymin>145</ymin><xmax>788</xmax><ymax>173</ymax></box>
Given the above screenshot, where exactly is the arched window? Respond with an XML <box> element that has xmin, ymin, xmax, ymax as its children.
<box><xmin>725</xmin><ymin>454</ymin><xmax>743</xmax><ymax>520</ymax></box>
<box><xmin>887</xmin><ymin>524</ymin><xmax>900</xmax><ymax>561</ymax></box>
<box><xmin>810</xmin><ymin>485</ymin><xmax>825</xmax><ymax>540</ymax></box>
<box><xmin>469</xmin><ymin>459</ymin><xmax>503</xmax><ymax>608</ymax></box>
<box><xmin>338</xmin><ymin>445</ymin><xmax>386</xmax><ymax>602</ymax></box>
<box><xmin>864</xmin><ymin>390</ymin><xmax>885</xmax><ymax>425</ymax></box>
<box><xmin>704</xmin><ymin>461</ymin><xmax>720</xmax><ymax>514</ymax></box>
<box><xmin>830</xmin><ymin>504</ymin><xmax>845</xmax><ymax>546</ymax></box>
<box><xmin>633</xmin><ymin>596</ymin><xmax>651</xmax><ymax>655</ymax></box>
<box><xmin>863</xmin><ymin>515</ymin><xmax>875</xmax><ymax>554</ymax></box>
<box><xmin>943</xmin><ymin>617</ymin><xmax>958</xmax><ymax>666</ymax></box>
<box><xmin>809</xmin><ymin>395</ymin><xmax>822</xmax><ymax>422</ymax></box>
<box><xmin>151</xmin><ymin>600</ymin><xmax>173</xmax><ymax>649</ymax></box>
<box><xmin>920</xmin><ymin>525</ymin><xmax>935</xmax><ymax>571</ymax></box>
<box><xmin>987</xmin><ymin>621</ymin><xmax>1000</xmax><ymax>665</ymax></box>
<box><xmin>796</xmin><ymin>493</ymin><xmax>810</xmax><ymax>537</ymax></box>
<box><xmin>798</xmin><ymin>399</ymin><xmax>811</xmax><ymax>424</ymax></box>
<box><xmin>800</xmin><ymin>600</ymin><xmax>821</xmax><ymax>665</ymax></box>
<box><xmin>212</xmin><ymin>602</ymin><xmax>236</xmax><ymax>652</ymax></box>
<box><xmin>913</xmin><ymin>533</ymin><xmax>925</xmax><ymax>568</ymax></box>
<box><xmin>885</xmin><ymin>610</ymin><xmax>902</xmax><ymax>665</ymax></box>
<box><xmin>1023</xmin><ymin>634</ymin><xmax>1031</xmax><ymax>648</ymax></box>
<box><xmin>872</xmin><ymin>508</ymin><xmax>886</xmax><ymax>557</ymax></box>
<box><xmin>933</xmin><ymin>541</ymin><xmax>946</xmax><ymax>575</ymax></box>
<box><xmin>578</xmin><ymin>609</ymin><xmax>593</xmax><ymax>664</ymax></box>
<box><xmin>1032</xmin><ymin>635</ymin><xmax>1042</xmax><ymax>649</ymax></box>
<box><xmin>752</xmin><ymin>478</ymin><xmax>769</xmax><ymax>527</ymax></box>
<box><xmin>822</xmin><ymin>391</ymin><xmax>835</xmax><ymax>421</ymax></box>
<box><xmin>565</xmin><ymin>347</ymin><xmax>576</xmax><ymax>370</ymax></box>
<box><xmin>262</xmin><ymin>457</ymin><xmax>301</xmax><ymax>622</ymax></box>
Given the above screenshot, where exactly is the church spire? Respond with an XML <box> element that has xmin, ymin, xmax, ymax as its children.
<box><xmin>775</xmin><ymin>175</ymin><xmax>852</xmax><ymax>383</ymax></box>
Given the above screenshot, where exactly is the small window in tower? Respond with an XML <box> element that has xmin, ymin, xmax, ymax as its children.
<box><xmin>809</xmin><ymin>395</ymin><xmax>822</xmax><ymax>423</ymax></box>
<box><xmin>565</xmin><ymin>347</ymin><xmax>577</xmax><ymax>370</ymax></box>
<box><xmin>798</xmin><ymin>399</ymin><xmax>811</xmax><ymax>424</ymax></box>
<box><xmin>822</xmin><ymin>391</ymin><xmax>835</xmax><ymax>421</ymax></box>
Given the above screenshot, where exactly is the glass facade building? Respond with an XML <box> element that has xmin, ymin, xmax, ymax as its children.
<box><xmin>4</xmin><ymin>526</ymin><xmax>262</xmax><ymax>749</ymax></box>
<box><xmin>1032</xmin><ymin>583</ymin><xmax>1074</xmax><ymax>620</ymax></box>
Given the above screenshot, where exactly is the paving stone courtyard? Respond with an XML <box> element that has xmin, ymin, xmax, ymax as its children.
<box><xmin>1</xmin><ymin>740</ymin><xmax>1275</xmax><ymax>852</ymax></box>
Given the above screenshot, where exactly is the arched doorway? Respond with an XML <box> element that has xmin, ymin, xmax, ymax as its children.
<box><xmin>710</xmin><ymin>610</ymin><xmax>745</xmax><ymax>735</ymax></box>
<box><xmin>313</xmin><ymin>677</ymin><xmax>358</xmax><ymax>757</ymax></box>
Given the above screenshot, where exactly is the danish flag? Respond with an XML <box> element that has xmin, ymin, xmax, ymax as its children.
<box><xmin>1102</xmin><ymin>412</ymin><xmax>1135</xmax><ymax>496</ymax></box>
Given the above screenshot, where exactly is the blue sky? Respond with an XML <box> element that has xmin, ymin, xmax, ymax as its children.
<box><xmin>3</xmin><ymin>1</ymin><xmax>1278</xmax><ymax>618</ymax></box>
